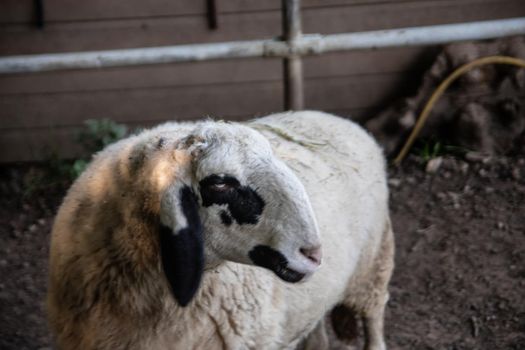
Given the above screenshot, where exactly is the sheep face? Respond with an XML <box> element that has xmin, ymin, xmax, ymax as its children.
<box><xmin>158</xmin><ymin>123</ymin><xmax>322</xmax><ymax>306</ymax></box>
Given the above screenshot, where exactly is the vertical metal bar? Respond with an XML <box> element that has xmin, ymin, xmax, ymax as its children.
<box><xmin>206</xmin><ymin>0</ymin><xmax>218</xmax><ymax>30</ymax></box>
<box><xmin>282</xmin><ymin>0</ymin><xmax>304</xmax><ymax>110</ymax></box>
<box><xmin>34</xmin><ymin>0</ymin><xmax>45</xmax><ymax>28</ymax></box>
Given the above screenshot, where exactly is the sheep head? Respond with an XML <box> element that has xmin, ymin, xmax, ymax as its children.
<box><xmin>157</xmin><ymin>122</ymin><xmax>322</xmax><ymax>306</ymax></box>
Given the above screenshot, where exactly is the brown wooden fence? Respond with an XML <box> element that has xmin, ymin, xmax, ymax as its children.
<box><xmin>1</xmin><ymin>0</ymin><xmax>524</xmax><ymax>162</ymax></box>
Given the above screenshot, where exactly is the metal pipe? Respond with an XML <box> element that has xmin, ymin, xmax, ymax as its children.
<box><xmin>282</xmin><ymin>0</ymin><xmax>304</xmax><ymax>110</ymax></box>
<box><xmin>283</xmin><ymin>56</ymin><xmax>303</xmax><ymax>110</ymax></box>
<box><xmin>316</xmin><ymin>17</ymin><xmax>525</xmax><ymax>51</ymax></box>
<box><xmin>0</xmin><ymin>17</ymin><xmax>524</xmax><ymax>74</ymax></box>
<box><xmin>0</xmin><ymin>39</ymin><xmax>274</xmax><ymax>74</ymax></box>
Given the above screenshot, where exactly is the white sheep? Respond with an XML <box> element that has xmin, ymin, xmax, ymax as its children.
<box><xmin>47</xmin><ymin>110</ymin><xmax>394</xmax><ymax>350</ymax></box>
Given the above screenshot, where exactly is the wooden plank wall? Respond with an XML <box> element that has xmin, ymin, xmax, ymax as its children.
<box><xmin>1</xmin><ymin>0</ymin><xmax>524</xmax><ymax>162</ymax></box>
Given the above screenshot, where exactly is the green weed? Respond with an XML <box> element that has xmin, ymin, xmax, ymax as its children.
<box><xmin>415</xmin><ymin>138</ymin><xmax>469</xmax><ymax>162</ymax></box>
<box><xmin>23</xmin><ymin>119</ymin><xmax>128</xmax><ymax>197</ymax></box>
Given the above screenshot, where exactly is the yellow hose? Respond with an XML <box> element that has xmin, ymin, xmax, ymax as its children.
<box><xmin>393</xmin><ymin>55</ymin><xmax>525</xmax><ymax>166</ymax></box>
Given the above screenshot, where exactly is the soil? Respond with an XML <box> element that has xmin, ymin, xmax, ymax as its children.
<box><xmin>385</xmin><ymin>154</ymin><xmax>524</xmax><ymax>350</ymax></box>
<box><xmin>0</xmin><ymin>153</ymin><xmax>524</xmax><ymax>349</ymax></box>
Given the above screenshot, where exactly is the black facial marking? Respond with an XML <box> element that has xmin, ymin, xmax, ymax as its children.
<box><xmin>159</xmin><ymin>186</ymin><xmax>204</xmax><ymax>307</ymax></box>
<box><xmin>249</xmin><ymin>245</ymin><xmax>287</xmax><ymax>270</ymax></box>
<box><xmin>249</xmin><ymin>245</ymin><xmax>305</xmax><ymax>283</ymax></box>
<box><xmin>199</xmin><ymin>174</ymin><xmax>240</xmax><ymax>188</ymax></box>
<box><xmin>156</xmin><ymin>137</ymin><xmax>166</xmax><ymax>149</ymax></box>
<box><xmin>179</xmin><ymin>186</ymin><xmax>202</xmax><ymax>232</ymax></box>
<box><xmin>199</xmin><ymin>175</ymin><xmax>265</xmax><ymax>225</ymax></box>
<box><xmin>220</xmin><ymin>210</ymin><xmax>233</xmax><ymax>226</ymax></box>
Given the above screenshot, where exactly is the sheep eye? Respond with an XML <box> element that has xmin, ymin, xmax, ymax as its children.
<box><xmin>200</xmin><ymin>174</ymin><xmax>240</xmax><ymax>193</ymax></box>
<box><xmin>210</xmin><ymin>183</ymin><xmax>231</xmax><ymax>192</ymax></box>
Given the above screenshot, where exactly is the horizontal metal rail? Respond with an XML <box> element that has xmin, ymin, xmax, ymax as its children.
<box><xmin>0</xmin><ymin>39</ymin><xmax>274</xmax><ymax>74</ymax></box>
<box><xmin>0</xmin><ymin>17</ymin><xmax>524</xmax><ymax>75</ymax></box>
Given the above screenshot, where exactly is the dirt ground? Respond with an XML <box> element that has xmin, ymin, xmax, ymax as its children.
<box><xmin>0</xmin><ymin>152</ymin><xmax>524</xmax><ymax>349</ymax></box>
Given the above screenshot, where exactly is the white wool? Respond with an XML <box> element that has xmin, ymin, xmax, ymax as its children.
<box><xmin>47</xmin><ymin>111</ymin><xmax>393</xmax><ymax>350</ymax></box>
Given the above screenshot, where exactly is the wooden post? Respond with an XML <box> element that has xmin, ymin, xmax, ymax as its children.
<box><xmin>282</xmin><ymin>0</ymin><xmax>304</xmax><ymax>111</ymax></box>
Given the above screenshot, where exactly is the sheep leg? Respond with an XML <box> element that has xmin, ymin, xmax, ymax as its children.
<box><xmin>299</xmin><ymin>318</ymin><xmax>330</xmax><ymax>350</ymax></box>
<box><xmin>361</xmin><ymin>221</ymin><xmax>394</xmax><ymax>350</ymax></box>
<box><xmin>362</xmin><ymin>294</ymin><xmax>388</xmax><ymax>350</ymax></box>
<box><xmin>340</xmin><ymin>219</ymin><xmax>394</xmax><ymax>350</ymax></box>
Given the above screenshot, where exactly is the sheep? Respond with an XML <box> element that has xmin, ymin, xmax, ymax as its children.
<box><xmin>47</xmin><ymin>110</ymin><xmax>394</xmax><ymax>350</ymax></box>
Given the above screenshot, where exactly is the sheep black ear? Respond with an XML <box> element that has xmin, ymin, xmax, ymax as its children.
<box><xmin>159</xmin><ymin>185</ymin><xmax>204</xmax><ymax>307</ymax></box>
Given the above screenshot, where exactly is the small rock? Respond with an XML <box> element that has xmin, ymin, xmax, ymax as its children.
<box><xmin>28</xmin><ymin>224</ymin><xmax>38</xmax><ymax>232</ymax></box>
<box><xmin>442</xmin><ymin>157</ymin><xmax>458</xmax><ymax>171</ymax></box>
<box><xmin>37</xmin><ymin>218</ymin><xmax>46</xmax><ymax>226</ymax></box>
<box><xmin>511</xmin><ymin>167</ymin><xmax>521</xmax><ymax>180</ymax></box>
<box><xmin>490</xmin><ymin>231</ymin><xmax>501</xmax><ymax>238</ymax></box>
<box><xmin>460</xmin><ymin>162</ymin><xmax>470</xmax><ymax>174</ymax></box>
<box><xmin>448</xmin><ymin>192</ymin><xmax>461</xmax><ymax>208</ymax></box>
<box><xmin>497</xmin><ymin>222</ymin><xmax>505</xmax><ymax>230</ymax></box>
<box><xmin>496</xmin><ymin>157</ymin><xmax>509</xmax><ymax>167</ymax></box>
<box><xmin>388</xmin><ymin>178</ymin><xmax>402</xmax><ymax>188</ymax></box>
<box><xmin>436</xmin><ymin>192</ymin><xmax>447</xmax><ymax>200</ymax></box>
<box><xmin>426</xmin><ymin>157</ymin><xmax>443</xmax><ymax>173</ymax></box>
<box><xmin>479</xmin><ymin>169</ymin><xmax>489</xmax><ymax>178</ymax></box>
<box><xmin>465</xmin><ymin>152</ymin><xmax>490</xmax><ymax>162</ymax></box>
<box><xmin>0</xmin><ymin>259</ymin><xmax>7</xmax><ymax>267</ymax></box>
<box><xmin>470</xmin><ymin>316</ymin><xmax>480</xmax><ymax>338</ymax></box>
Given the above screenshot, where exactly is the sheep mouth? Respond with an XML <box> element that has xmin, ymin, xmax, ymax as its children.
<box><xmin>273</xmin><ymin>265</ymin><xmax>305</xmax><ymax>283</ymax></box>
<box><xmin>248</xmin><ymin>245</ymin><xmax>305</xmax><ymax>283</ymax></box>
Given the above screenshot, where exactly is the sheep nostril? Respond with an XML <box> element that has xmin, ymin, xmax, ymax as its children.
<box><xmin>299</xmin><ymin>245</ymin><xmax>322</xmax><ymax>265</ymax></box>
